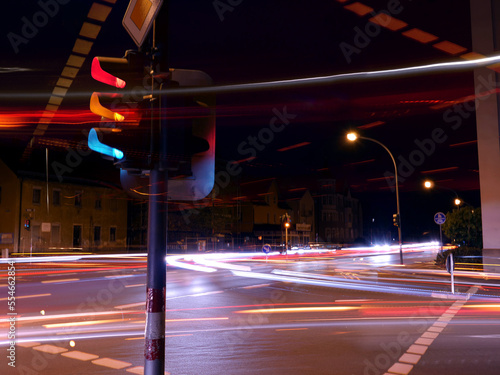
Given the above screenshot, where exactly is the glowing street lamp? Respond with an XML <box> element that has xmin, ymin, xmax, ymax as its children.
<box><xmin>284</xmin><ymin>221</ymin><xmax>290</xmax><ymax>252</ymax></box>
<box><xmin>347</xmin><ymin>132</ymin><xmax>403</xmax><ymax>264</ymax></box>
<box><xmin>423</xmin><ymin>179</ymin><xmax>463</xmax><ymax>206</ymax></box>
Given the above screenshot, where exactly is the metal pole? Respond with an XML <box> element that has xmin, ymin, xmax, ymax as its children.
<box><xmin>285</xmin><ymin>227</ymin><xmax>288</xmax><ymax>252</ymax></box>
<box><xmin>450</xmin><ymin>254</ymin><xmax>454</xmax><ymax>294</ymax></box>
<box><xmin>144</xmin><ymin>167</ymin><xmax>167</xmax><ymax>374</ymax></box>
<box><xmin>360</xmin><ymin>136</ymin><xmax>403</xmax><ymax>264</ymax></box>
<box><xmin>145</xmin><ymin>5</ymin><xmax>169</xmax><ymax>371</ymax></box>
<box><xmin>439</xmin><ymin>224</ymin><xmax>443</xmax><ymax>253</ymax></box>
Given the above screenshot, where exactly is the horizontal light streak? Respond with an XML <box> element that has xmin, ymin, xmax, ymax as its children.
<box><xmin>236</xmin><ymin>306</ymin><xmax>357</xmax><ymax>314</ymax></box>
<box><xmin>275</xmin><ymin>328</ymin><xmax>308</xmax><ymax>331</ymax></box>
<box><xmin>421</xmin><ymin>166</ymin><xmax>459</xmax><ymax>174</ymax></box>
<box><xmin>0</xmin><ymin>293</ymin><xmax>51</xmax><ymax>301</ymax></box>
<box><xmin>43</xmin><ymin>319</ymin><xmax>123</xmax><ymax>329</ymax></box>
<box><xmin>41</xmin><ymin>278</ymin><xmax>80</xmax><ymax>284</ymax></box>
<box><xmin>464</xmin><ymin>304</ymin><xmax>500</xmax><ymax>309</ymax></box>
<box><xmin>358</xmin><ymin>121</ymin><xmax>385</xmax><ymax>129</ymax></box>
<box><xmin>157</xmin><ymin>54</ymin><xmax>500</xmax><ymax>96</ymax></box>
<box><xmin>0</xmin><ymin>310</ymin><xmax>136</xmax><ymax>324</ymax></box>
<box><xmin>166</xmin><ymin>255</ymin><xmax>217</xmax><ymax>273</ymax></box>
<box><xmin>166</xmin><ymin>317</ymin><xmax>229</xmax><ymax>322</ymax></box>
<box><xmin>449</xmin><ymin>140</ymin><xmax>477</xmax><ymax>148</ymax></box>
<box><xmin>277</xmin><ymin>142</ymin><xmax>311</xmax><ymax>152</ymax></box>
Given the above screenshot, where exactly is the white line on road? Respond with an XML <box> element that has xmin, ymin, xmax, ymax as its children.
<box><xmin>386</xmin><ymin>285</ymin><xmax>479</xmax><ymax>375</ymax></box>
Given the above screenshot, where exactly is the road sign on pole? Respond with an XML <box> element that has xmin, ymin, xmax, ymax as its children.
<box><xmin>262</xmin><ymin>244</ymin><xmax>272</xmax><ymax>254</ymax></box>
<box><xmin>434</xmin><ymin>212</ymin><xmax>446</xmax><ymax>253</ymax></box>
<box><xmin>434</xmin><ymin>212</ymin><xmax>446</xmax><ymax>225</ymax></box>
<box><xmin>123</xmin><ymin>0</ymin><xmax>163</xmax><ymax>47</ymax></box>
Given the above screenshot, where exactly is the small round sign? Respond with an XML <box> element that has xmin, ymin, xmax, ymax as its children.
<box><xmin>262</xmin><ymin>244</ymin><xmax>272</xmax><ymax>254</ymax></box>
<box><xmin>434</xmin><ymin>212</ymin><xmax>446</xmax><ymax>225</ymax></box>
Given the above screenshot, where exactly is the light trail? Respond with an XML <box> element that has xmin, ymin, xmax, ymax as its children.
<box><xmin>157</xmin><ymin>54</ymin><xmax>500</xmax><ymax>96</ymax></box>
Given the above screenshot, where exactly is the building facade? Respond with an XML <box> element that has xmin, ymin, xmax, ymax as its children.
<box><xmin>314</xmin><ymin>179</ymin><xmax>363</xmax><ymax>244</ymax></box>
<box><xmin>0</xmin><ymin>160</ymin><xmax>128</xmax><ymax>254</ymax></box>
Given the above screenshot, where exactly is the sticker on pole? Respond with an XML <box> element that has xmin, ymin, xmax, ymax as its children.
<box><xmin>123</xmin><ymin>0</ymin><xmax>163</xmax><ymax>47</ymax></box>
<box><xmin>434</xmin><ymin>212</ymin><xmax>446</xmax><ymax>225</ymax></box>
<box><xmin>262</xmin><ymin>244</ymin><xmax>272</xmax><ymax>254</ymax></box>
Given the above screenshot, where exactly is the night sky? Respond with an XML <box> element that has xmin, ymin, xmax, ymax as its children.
<box><xmin>0</xmin><ymin>0</ymin><xmax>484</xmax><ymax>241</ymax></box>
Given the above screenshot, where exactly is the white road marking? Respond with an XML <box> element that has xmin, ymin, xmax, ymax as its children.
<box><xmin>33</xmin><ymin>344</ymin><xmax>68</xmax><ymax>355</ymax></box>
<box><xmin>386</xmin><ymin>285</ymin><xmax>479</xmax><ymax>375</ymax></box>
<box><xmin>91</xmin><ymin>357</ymin><xmax>132</xmax><ymax>369</ymax></box>
<box><xmin>61</xmin><ymin>350</ymin><xmax>99</xmax><ymax>361</ymax></box>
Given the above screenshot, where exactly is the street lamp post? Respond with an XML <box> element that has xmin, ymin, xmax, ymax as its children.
<box><xmin>284</xmin><ymin>221</ymin><xmax>290</xmax><ymax>252</ymax></box>
<box><xmin>347</xmin><ymin>132</ymin><xmax>403</xmax><ymax>264</ymax></box>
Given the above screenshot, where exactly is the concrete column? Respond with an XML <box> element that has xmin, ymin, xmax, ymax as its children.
<box><xmin>471</xmin><ymin>0</ymin><xmax>500</xmax><ymax>271</ymax></box>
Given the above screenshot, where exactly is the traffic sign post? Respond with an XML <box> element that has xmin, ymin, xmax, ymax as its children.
<box><xmin>434</xmin><ymin>212</ymin><xmax>446</xmax><ymax>253</ymax></box>
<box><xmin>446</xmin><ymin>253</ymin><xmax>455</xmax><ymax>294</ymax></box>
<box><xmin>262</xmin><ymin>244</ymin><xmax>272</xmax><ymax>254</ymax></box>
<box><xmin>263</xmin><ymin>243</ymin><xmax>272</xmax><ymax>263</ymax></box>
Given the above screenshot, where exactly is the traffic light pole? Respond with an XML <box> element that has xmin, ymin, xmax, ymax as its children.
<box><xmin>145</xmin><ymin>5</ymin><xmax>169</xmax><ymax>373</ymax></box>
<box><xmin>144</xmin><ymin>166</ymin><xmax>167</xmax><ymax>374</ymax></box>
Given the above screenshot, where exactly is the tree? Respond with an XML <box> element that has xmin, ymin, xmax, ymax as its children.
<box><xmin>442</xmin><ymin>206</ymin><xmax>482</xmax><ymax>248</ymax></box>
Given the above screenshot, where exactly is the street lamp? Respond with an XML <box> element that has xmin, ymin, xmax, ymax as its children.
<box><xmin>347</xmin><ymin>132</ymin><xmax>403</xmax><ymax>264</ymax></box>
<box><xmin>284</xmin><ymin>221</ymin><xmax>290</xmax><ymax>252</ymax></box>
<box><xmin>423</xmin><ymin>179</ymin><xmax>463</xmax><ymax>207</ymax></box>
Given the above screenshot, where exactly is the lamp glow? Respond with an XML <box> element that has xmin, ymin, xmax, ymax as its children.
<box><xmin>424</xmin><ymin>180</ymin><xmax>433</xmax><ymax>189</ymax></box>
<box><xmin>347</xmin><ymin>132</ymin><xmax>358</xmax><ymax>141</ymax></box>
<box><xmin>455</xmin><ymin>198</ymin><xmax>462</xmax><ymax>206</ymax></box>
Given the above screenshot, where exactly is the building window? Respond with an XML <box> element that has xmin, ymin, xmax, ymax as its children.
<box><xmin>94</xmin><ymin>226</ymin><xmax>101</xmax><ymax>246</ymax></box>
<box><xmin>52</xmin><ymin>190</ymin><xmax>61</xmax><ymax>206</ymax></box>
<box><xmin>51</xmin><ymin>224</ymin><xmax>61</xmax><ymax>244</ymax></box>
<box><xmin>75</xmin><ymin>191</ymin><xmax>82</xmax><ymax>207</ymax></box>
<box><xmin>33</xmin><ymin>188</ymin><xmax>41</xmax><ymax>204</ymax></box>
<box><xmin>95</xmin><ymin>198</ymin><xmax>102</xmax><ymax>210</ymax></box>
<box><xmin>110</xmin><ymin>227</ymin><xmax>116</xmax><ymax>242</ymax></box>
<box><xmin>73</xmin><ymin>225</ymin><xmax>82</xmax><ymax>247</ymax></box>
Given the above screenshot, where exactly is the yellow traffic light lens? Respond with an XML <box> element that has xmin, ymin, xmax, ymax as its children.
<box><xmin>90</xmin><ymin>92</ymin><xmax>125</xmax><ymax>122</ymax></box>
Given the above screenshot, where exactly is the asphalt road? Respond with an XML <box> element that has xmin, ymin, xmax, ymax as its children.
<box><xmin>2</xmin><ymin>247</ymin><xmax>500</xmax><ymax>375</ymax></box>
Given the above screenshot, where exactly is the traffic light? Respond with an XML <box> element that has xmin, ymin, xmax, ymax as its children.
<box><xmin>120</xmin><ymin>68</ymin><xmax>216</xmax><ymax>201</ymax></box>
<box><xmin>88</xmin><ymin>49</ymin><xmax>216</xmax><ymax>201</ymax></box>
<box><xmin>88</xmin><ymin>50</ymin><xmax>148</xmax><ymax>165</ymax></box>
<box><xmin>24</xmin><ymin>219</ymin><xmax>30</xmax><ymax>230</ymax></box>
<box><xmin>393</xmin><ymin>213</ymin><xmax>399</xmax><ymax>227</ymax></box>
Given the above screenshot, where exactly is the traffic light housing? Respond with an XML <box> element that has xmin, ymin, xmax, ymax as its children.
<box><xmin>393</xmin><ymin>213</ymin><xmax>399</xmax><ymax>227</ymax></box>
<box><xmin>88</xmin><ymin>50</ymin><xmax>216</xmax><ymax>201</ymax></box>
<box><xmin>120</xmin><ymin>68</ymin><xmax>216</xmax><ymax>201</ymax></box>
<box><xmin>24</xmin><ymin>219</ymin><xmax>30</xmax><ymax>230</ymax></box>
